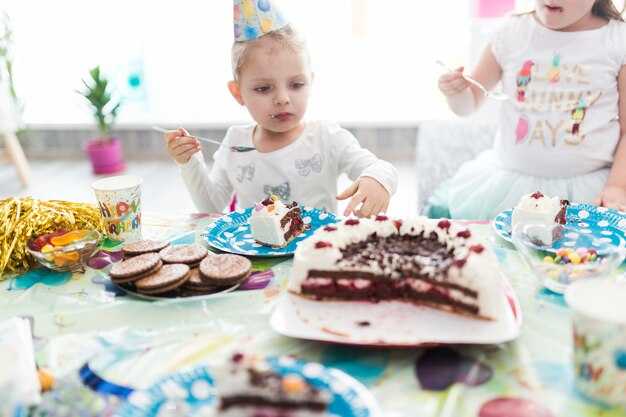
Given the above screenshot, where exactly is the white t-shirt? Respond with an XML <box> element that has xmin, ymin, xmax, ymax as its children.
<box><xmin>179</xmin><ymin>120</ymin><xmax>398</xmax><ymax>213</ymax></box>
<box><xmin>491</xmin><ymin>14</ymin><xmax>626</xmax><ymax>177</ymax></box>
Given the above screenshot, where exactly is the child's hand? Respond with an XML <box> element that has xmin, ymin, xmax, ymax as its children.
<box><xmin>337</xmin><ymin>177</ymin><xmax>390</xmax><ymax>218</ymax></box>
<box><xmin>438</xmin><ymin>66</ymin><xmax>470</xmax><ymax>97</ymax></box>
<box><xmin>164</xmin><ymin>127</ymin><xmax>201</xmax><ymax>164</ymax></box>
<box><xmin>595</xmin><ymin>185</ymin><xmax>626</xmax><ymax>211</ymax></box>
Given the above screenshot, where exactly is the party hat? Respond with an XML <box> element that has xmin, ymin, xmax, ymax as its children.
<box><xmin>233</xmin><ymin>0</ymin><xmax>288</xmax><ymax>42</ymax></box>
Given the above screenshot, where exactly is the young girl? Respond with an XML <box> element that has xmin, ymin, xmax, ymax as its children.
<box><xmin>431</xmin><ymin>0</ymin><xmax>626</xmax><ymax>220</ymax></box>
<box><xmin>164</xmin><ymin>0</ymin><xmax>397</xmax><ymax>218</ymax></box>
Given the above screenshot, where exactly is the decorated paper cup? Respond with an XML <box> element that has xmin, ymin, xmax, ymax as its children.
<box><xmin>91</xmin><ymin>175</ymin><xmax>143</xmax><ymax>243</ymax></box>
<box><xmin>565</xmin><ymin>278</ymin><xmax>626</xmax><ymax>408</ymax></box>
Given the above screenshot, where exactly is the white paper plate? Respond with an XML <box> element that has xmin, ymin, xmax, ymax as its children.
<box><xmin>271</xmin><ymin>277</ymin><xmax>522</xmax><ymax>347</ymax></box>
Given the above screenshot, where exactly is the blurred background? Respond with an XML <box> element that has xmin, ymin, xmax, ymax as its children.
<box><xmin>0</xmin><ymin>0</ymin><xmax>559</xmax><ymax>215</ymax></box>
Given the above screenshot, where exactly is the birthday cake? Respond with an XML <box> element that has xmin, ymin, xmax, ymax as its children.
<box><xmin>511</xmin><ymin>191</ymin><xmax>569</xmax><ymax>246</ymax></box>
<box><xmin>288</xmin><ymin>216</ymin><xmax>504</xmax><ymax>320</ymax></box>
<box><xmin>250</xmin><ymin>195</ymin><xmax>307</xmax><ymax>247</ymax></box>
<box><xmin>214</xmin><ymin>352</ymin><xmax>331</xmax><ymax>416</ymax></box>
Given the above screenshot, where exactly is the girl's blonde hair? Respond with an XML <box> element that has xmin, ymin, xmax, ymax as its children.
<box><xmin>592</xmin><ymin>0</ymin><xmax>624</xmax><ymax>21</ymax></box>
<box><xmin>231</xmin><ymin>24</ymin><xmax>308</xmax><ymax>80</ymax></box>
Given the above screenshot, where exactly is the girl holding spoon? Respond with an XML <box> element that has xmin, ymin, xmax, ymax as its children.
<box><xmin>430</xmin><ymin>0</ymin><xmax>626</xmax><ymax>219</ymax></box>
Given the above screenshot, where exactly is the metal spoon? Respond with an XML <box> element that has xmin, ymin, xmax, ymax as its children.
<box><xmin>152</xmin><ymin>126</ymin><xmax>256</xmax><ymax>153</ymax></box>
<box><xmin>436</xmin><ymin>60</ymin><xmax>509</xmax><ymax>101</ymax></box>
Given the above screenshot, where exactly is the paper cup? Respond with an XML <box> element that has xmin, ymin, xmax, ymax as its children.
<box><xmin>92</xmin><ymin>175</ymin><xmax>143</xmax><ymax>243</ymax></box>
<box><xmin>565</xmin><ymin>278</ymin><xmax>626</xmax><ymax>408</ymax></box>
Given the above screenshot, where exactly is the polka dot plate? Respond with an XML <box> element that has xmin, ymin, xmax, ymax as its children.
<box><xmin>493</xmin><ymin>203</ymin><xmax>626</xmax><ymax>253</ymax></box>
<box><xmin>206</xmin><ymin>207</ymin><xmax>337</xmax><ymax>257</ymax></box>
<box><xmin>116</xmin><ymin>356</ymin><xmax>380</xmax><ymax>417</ymax></box>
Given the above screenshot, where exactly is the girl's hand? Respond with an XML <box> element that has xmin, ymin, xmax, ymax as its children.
<box><xmin>164</xmin><ymin>127</ymin><xmax>201</xmax><ymax>164</ymax></box>
<box><xmin>336</xmin><ymin>177</ymin><xmax>390</xmax><ymax>218</ymax></box>
<box><xmin>438</xmin><ymin>66</ymin><xmax>470</xmax><ymax>97</ymax></box>
<box><xmin>595</xmin><ymin>185</ymin><xmax>626</xmax><ymax>211</ymax></box>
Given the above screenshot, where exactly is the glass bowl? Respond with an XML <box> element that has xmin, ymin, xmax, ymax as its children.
<box><xmin>511</xmin><ymin>223</ymin><xmax>626</xmax><ymax>294</ymax></box>
<box><xmin>27</xmin><ymin>229</ymin><xmax>102</xmax><ymax>272</ymax></box>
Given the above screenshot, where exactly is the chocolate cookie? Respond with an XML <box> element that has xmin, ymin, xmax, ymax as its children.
<box><xmin>159</xmin><ymin>244</ymin><xmax>208</xmax><ymax>267</ymax></box>
<box><xmin>199</xmin><ymin>254</ymin><xmax>251</xmax><ymax>286</ymax></box>
<box><xmin>182</xmin><ymin>268</ymin><xmax>220</xmax><ymax>292</ymax></box>
<box><xmin>134</xmin><ymin>263</ymin><xmax>191</xmax><ymax>295</ymax></box>
<box><xmin>110</xmin><ymin>253</ymin><xmax>162</xmax><ymax>283</ymax></box>
<box><xmin>122</xmin><ymin>240</ymin><xmax>170</xmax><ymax>257</ymax></box>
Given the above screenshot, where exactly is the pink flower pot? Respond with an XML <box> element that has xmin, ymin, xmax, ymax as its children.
<box><xmin>85</xmin><ymin>137</ymin><xmax>126</xmax><ymax>175</ymax></box>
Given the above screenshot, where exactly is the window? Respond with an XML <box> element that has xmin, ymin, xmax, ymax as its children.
<box><xmin>5</xmin><ymin>1</ymin><xmax>481</xmax><ymax>126</ymax></box>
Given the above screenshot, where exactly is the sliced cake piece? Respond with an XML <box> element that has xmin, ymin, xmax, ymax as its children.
<box><xmin>249</xmin><ymin>195</ymin><xmax>307</xmax><ymax>247</ymax></box>
<box><xmin>511</xmin><ymin>191</ymin><xmax>569</xmax><ymax>246</ymax></box>
<box><xmin>289</xmin><ymin>216</ymin><xmax>505</xmax><ymax>320</ymax></box>
<box><xmin>214</xmin><ymin>352</ymin><xmax>331</xmax><ymax>416</ymax></box>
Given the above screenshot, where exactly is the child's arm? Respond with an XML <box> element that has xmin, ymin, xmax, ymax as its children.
<box><xmin>439</xmin><ymin>45</ymin><xmax>503</xmax><ymax>116</ymax></box>
<box><xmin>330</xmin><ymin>125</ymin><xmax>398</xmax><ymax>217</ymax></box>
<box><xmin>164</xmin><ymin>128</ymin><xmax>234</xmax><ymax>214</ymax></box>
<box><xmin>595</xmin><ymin>66</ymin><xmax>626</xmax><ymax>211</ymax></box>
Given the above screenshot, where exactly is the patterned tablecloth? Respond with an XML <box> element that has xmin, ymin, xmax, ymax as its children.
<box><xmin>2</xmin><ymin>213</ymin><xmax>625</xmax><ymax>417</ymax></box>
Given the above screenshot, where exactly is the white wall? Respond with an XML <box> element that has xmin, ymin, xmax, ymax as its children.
<box><xmin>4</xmin><ymin>1</ymin><xmax>489</xmax><ymax>126</ymax></box>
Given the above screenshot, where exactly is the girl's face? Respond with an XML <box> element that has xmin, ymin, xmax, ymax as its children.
<box><xmin>534</xmin><ymin>0</ymin><xmax>598</xmax><ymax>30</ymax></box>
<box><xmin>234</xmin><ymin>38</ymin><xmax>311</xmax><ymax>134</ymax></box>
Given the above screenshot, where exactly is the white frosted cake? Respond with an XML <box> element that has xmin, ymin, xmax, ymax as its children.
<box><xmin>511</xmin><ymin>191</ymin><xmax>569</xmax><ymax>246</ymax></box>
<box><xmin>288</xmin><ymin>216</ymin><xmax>505</xmax><ymax>320</ymax></box>
<box><xmin>214</xmin><ymin>352</ymin><xmax>331</xmax><ymax>416</ymax></box>
<box><xmin>249</xmin><ymin>195</ymin><xmax>306</xmax><ymax>247</ymax></box>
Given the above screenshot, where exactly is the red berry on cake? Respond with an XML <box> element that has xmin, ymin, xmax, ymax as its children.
<box><xmin>457</xmin><ymin>230</ymin><xmax>471</xmax><ymax>239</ymax></box>
<box><xmin>345</xmin><ymin>219</ymin><xmax>360</xmax><ymax>226</ymax></box>
<box><xmin>437</xmin><ymin>219</ymin><xmax>451</xmax><ymax>230</ymax></box>
<box><xmin>314</xmin><ymin>241</ymin><xmax>333</xmax><ymax>249</ymax></box>
<box><xmin>470</xmin><ymin>244</ymin><xmax>485</xmax><ymax>254</ymax></box>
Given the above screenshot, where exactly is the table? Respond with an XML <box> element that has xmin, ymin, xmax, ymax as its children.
<box><xmin>2</xmin><ymin>213</ymin><xmax>625</xmax><ymax>417</ymax></box>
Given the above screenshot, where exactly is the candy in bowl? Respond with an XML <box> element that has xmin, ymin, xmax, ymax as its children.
<box><xmin>27</xmin><ymin>229</ymin><xmax>101</xmax><ymax>272</ymax></box>
<box><xmin>511</xmin><ymin>223</ymin><xmax>625</xmax><ymax>294</ymax></box>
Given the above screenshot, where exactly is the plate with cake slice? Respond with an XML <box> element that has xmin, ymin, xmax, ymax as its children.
<box><xmin>493</xmin><ymin>192</ymin><xmax>626</xmax><ymax>252</ymax></box>
<box><xmin>117</xmin><ymin>353</ymin><xmax>380</xmax><ymax>417</ymax></box>
<box><xmin>270</xmin><ymin>216</ymin><xmax>522</xmax><ymax>346</ymax></box>
<box><xmin>206</xmin><ymin>196</ymin><xmax>337</xmax><ymax>257</ymax></box>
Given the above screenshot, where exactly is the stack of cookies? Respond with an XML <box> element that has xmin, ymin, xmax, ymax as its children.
<box><xmin>108</xmin><ymin>239</ymin><xmax>252</xmax><ymax>298</ymax></box>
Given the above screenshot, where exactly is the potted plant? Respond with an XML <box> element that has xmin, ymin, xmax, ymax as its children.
<box><xmin>78</xmin><ymin>66</ymin><xmax>124</xmax><ymax>174</ymax></box>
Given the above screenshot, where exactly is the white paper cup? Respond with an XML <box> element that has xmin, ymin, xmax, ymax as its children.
<box><xmin>91</xmin><ymin>175</ymin><xmax>143</xmax><ymax>243</ymax></box>
<box><xmin>565</xmin><ymin>278</ymin><xmax>626</xmax><ymax>408</ymax></box>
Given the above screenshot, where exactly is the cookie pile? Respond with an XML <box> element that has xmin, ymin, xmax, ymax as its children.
<box><xmin>109</xmin><ymin>240</ymin><xmax>251</xmax><ymax>297</ymax></box>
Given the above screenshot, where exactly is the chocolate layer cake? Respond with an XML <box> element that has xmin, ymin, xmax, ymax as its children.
<box><xmin>250</xmin><ymin>195</ymin><xmax>307</xmax><ymax>247</ymax></box>
<box><xmin>289</xmin><ymin>216</ymin><xmax>505</xmax><ymax>320</ymax></box>
<box><xmin>215</xmin><ymin>352</ymin><xmax>331</xmax><ymax>416</ymax></box>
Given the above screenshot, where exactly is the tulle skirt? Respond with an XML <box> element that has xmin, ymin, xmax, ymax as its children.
<box><xmin>427</xmin><ymin>150</ymin><xmax>610</xmax><ymax>220</ymax></box>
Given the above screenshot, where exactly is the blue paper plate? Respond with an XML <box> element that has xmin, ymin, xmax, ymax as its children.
<box><xmin>493</xmin><ymin>203</ymin><xmax>626</xmax><ymax>252</ymax></box>
<box><xmin>206</xmin><ymin>207</ymin><xmax>337</xmax><ymax>257</ymax></box>
<box><xmin>117</xmin><ymin>357</ymin><xmax>380</xmax><ymax>417</ymax></box>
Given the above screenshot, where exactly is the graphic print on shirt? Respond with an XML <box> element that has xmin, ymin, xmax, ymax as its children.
<box><xmin>547</xmin><ymin>52</ymin><xmax>560</xmax><ymax>84</ymax></box>
<box><xmin>295</xmin><ymin>153</ymin><xmax>323</xmax><ymax>176</ymax></box>
<box><xmin>513</xmin><ymin>54</ymin><xmax>602</xmax><ymax>147</ymax></box>
<box><xmin>236</xmin><ymin>163</ymin><xmax>255</xmax><ymax>183</ymax></box>
<box><xmin>570</xmin><ymin>97</ymin><xmax>587</xmax><ymax>136</ymax></box>
<box><xmin>516</xmin><ymin>60</ymin><xmax>535</xmax><ymax>102</ymax></box>
<box><xmin>515</xmin><ymin>115</ymin><xmax>530</xmax><ymax>144</ymax></box>
<box><xmin>263</xmin><ymin>181</ymin><xmax>290</xmax><ymax>200</ymax></box>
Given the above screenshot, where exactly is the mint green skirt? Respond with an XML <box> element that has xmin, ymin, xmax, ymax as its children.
<box><xmin>426</xmin><ymin>150</ymin><xmax>610</xmax><ymax>220</ymax></box>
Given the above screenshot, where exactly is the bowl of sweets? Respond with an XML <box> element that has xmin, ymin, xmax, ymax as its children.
<box><xmin>27</xmin><ymin>229</ymin><xmax>101</xmax><ymax>272</ymax></box>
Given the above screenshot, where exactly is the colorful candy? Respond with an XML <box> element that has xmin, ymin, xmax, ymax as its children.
<box><xmin>543</xmin><ymin>247</ymin><xmax>598</xmax><ymax>265</ymax></box>
<box><xmin>29</xmin><ymin>229</ymin><xmax>97</xmax><ymax>269</ymax></box>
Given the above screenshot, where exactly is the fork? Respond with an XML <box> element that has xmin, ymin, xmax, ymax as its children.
<box><xmin>436</xmin><ymin>60</ymin><xmax>509</xmax><ymax>101</ymax></box>
<box><xmin>152</xmin><ymin>126</ymin><xmax>256</xmax><ymax>153</ymax></box>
